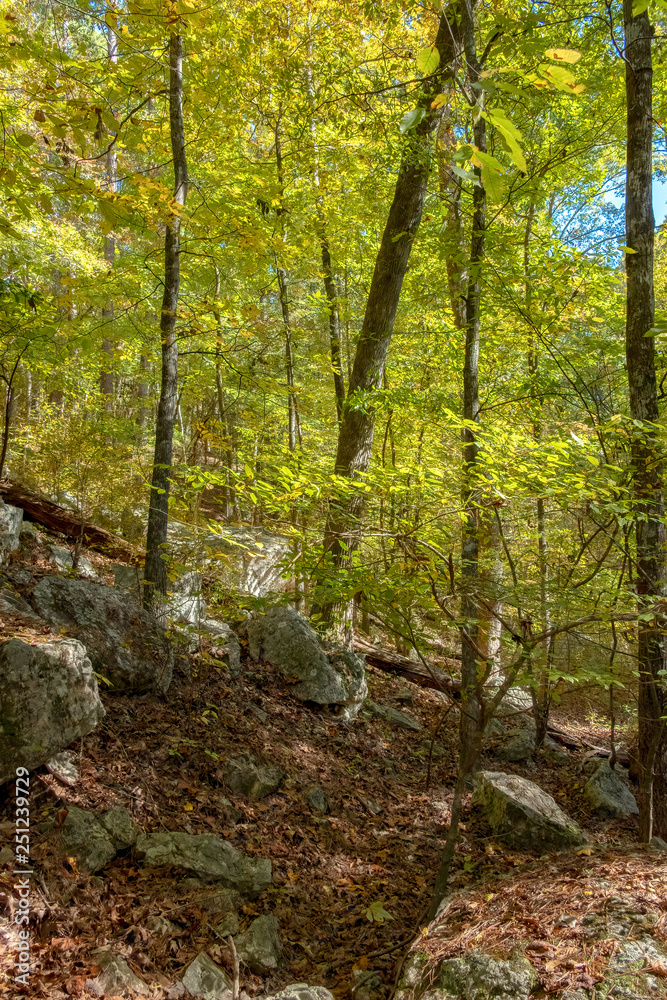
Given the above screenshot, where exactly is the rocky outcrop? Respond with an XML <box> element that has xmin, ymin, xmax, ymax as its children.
<box><xmin>0</xmin><ymin>638</ymin><xmax>104</xmax><ymax>784</ymax></box>
<box><xmin>224</xmin><ymin>752</ymin><xmax>285</xmax><ymax>800</ymax></box>
<box><xmin>398</xmin><ymin>949</ymin><xmax>536</xmax><ymax>1000</ymax></box>
<box><xmin>99</xmin><ymin>805</ymin><xmax>141</xmax><ymax>849</ymax></box>
<box><xmin>583</xmin><ymin>760</ymin><xmax>638</xmax><ymax>819</ymax></box>
<box><xmin>135</xmin><ymin>831</ymin><xmax>271</xmax><ymax>895</ymax></box>
<box><xmin>473</xmin><ymin>771</ymin><xmax>586</xmax><ymax>851</ymax></box>
<box><xmin>47</xmin><ymin>543</ymin><xmax>98</xmax><ymax>580</ymax></box>
<box><xmin>114</xmin><ymin>563</ymin><xmax>206</xmax><ymax>626</ymax></box>
<box><xmin>0</xmin><ymin>499</ymin><xmax>22</xmax><ymax>564</ymax></box>
<box><xmin>264</xmin><ymin>987</ymin><xmax>334</xmax><ymax>1000</ymax></box>
<box><xmin>244</xmin><ymin>605</ymin><xmax>367</xmax><ymax>718</ymax></box>
<box><xmin>236</xmin><ymin>913</ymin><xmax>283</xmax><ymax>972</ymax></box>
<box><xmin>31</xmin><ymin>577</ymin><xmax>173</xmax><ymax>693</ymax></box>
<box><xmin>169</xmin><ymin>524</ymin><xmax>292</xmax><ymax>597</ymax></box>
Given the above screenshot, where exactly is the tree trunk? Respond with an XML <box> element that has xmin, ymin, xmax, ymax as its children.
<box><xmin>624</xmin><ymin>0</ymin><xmax>665</xmax><ymax>842</ymax></box>
<box><xmin>311</xmin><ymin>10</ymin><xmax>457</xmax><ymax>627</ymax></box>
<box><xmin>100</xmin><ymin>25</ymin><xmax>118</xmax><ymax>410</ymax></box>
<box><xmin>144</xmin><ymin>28</ymin><xmax>188</xmax><ymax>611</ymax></box>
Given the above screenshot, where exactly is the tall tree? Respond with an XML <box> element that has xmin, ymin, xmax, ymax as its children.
<box><xmin>311</xmin><ymin>10</ymin><xmax>458</xmax><ymax>627</ymax></box>
<box><xmin>144</xmin><ymin>22</ymin><xmax>189</xmax><ymax>610</ymax></box>
<box><xmin>623</xmin><ymin>0</ymin><xmax>665</xmax><ymax>841</ymax></box>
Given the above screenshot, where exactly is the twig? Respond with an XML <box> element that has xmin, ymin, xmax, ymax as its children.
<box><xmin>228</xmin><ymin>935</ymin><xmax>240</xmax><ymax>1000</ymax></box>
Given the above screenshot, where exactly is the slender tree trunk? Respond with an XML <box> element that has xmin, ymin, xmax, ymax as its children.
<box><xmin>429</xmin><ymin>0</ymin><xmax>487</xmax><ymax>917</ymax></box>
<box><xmin>311</xmin><ymin>10</ymin><xmax>457</xmax><ymax>627</ymax></box>
<box><xmin>623</xmin><ymin>0</ymin><xmax>665</xmax><ymax>841</ymax></box>
<box><xmin>100</xmin><ymin>25</ymin><xmax>118</xmax><ymax>409</ymax></box>
<box><xmin>144</xmin><ymin>28</ymin><xmax>188</xmax><ymax>611</ymax></box>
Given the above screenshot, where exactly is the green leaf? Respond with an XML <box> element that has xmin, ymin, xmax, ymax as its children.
<box><xmin>16</xmin><ymin>133</ymin><xmax>35</xmax><ymax>147</ymax></box>
<box><xmin>399</xmin><ymin>108</ymin><xmax>426</xmax><ymax>134</ymax></box>
<box><xmin>365</xmin><ymin>900</ymin><xmax>395</xmax><ymax>923</ymax></box>
<box><xmin>471</xmin><ymin>149</ymin><xmax>506</xmax><ymax>203</ymax></box>
<box><xmin>484</xmin><ymin>110</ymin><xmax>527</xmax><ymax>173</ymax></box>
<box><xmin>619</xmin><ymin>245</ymin><xmax>637</xmax><ymax>253</ymax></box>
<box><xmin>416</xmin><ymin>45</ymin><xmax>440</xmax><ymax>75</ymax></box>
<box><xmin>633</xmin><ymin>0</ymin><xmax>650</xmax><ymax>13</ymax></box>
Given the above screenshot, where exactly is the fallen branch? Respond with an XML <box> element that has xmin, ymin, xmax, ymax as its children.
<box><xmin>354</xmin><ymin>636</ymin><xmax>461</xmax><ymax>696</ymax></box>
<box><xmin>0</xmin><ymin>479</ymin><xmax>140</xmax><ymax>562</ymax></box>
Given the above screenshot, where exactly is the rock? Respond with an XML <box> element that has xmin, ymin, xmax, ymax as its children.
<box><xmin>113</xmin><ymin>563</ymin><xmax>144</xmax><ymax>596</ymax></box>
<box><xmin>165</xmin><ymin>570</ymin><xmax>206</xmax><ymax>625</ymax></box>
<box><xmin>0</xmin><ymin>500</ymin><xmax>22</xmax><ymax>565</ymax></box>
<box><xmin>193</xmin><ymin>886</ymin><xmax>240</xmax><ymax>917</ymax></box>
<box><xmin>224</xmin><ymin>752</ymin><xmax>285</xmax><ymax>800</ymax></box>
<box><xmin>47</xmin><ymin>543</ymin><xmax>97</xmax><ymax>580</ymax></box>
<box><xmin>182</xmin><ymin>952</ymin><xmax>232</xmax><ymax>1000</ymax></box>
<box><xmin>179</xmin><ymin>525</ymin><xmax>292</xmax><ymax>597</ymax></box>
<box><xmin>203</xmin><ymin>619</ymin><xmax>241</xmax><ymax>673</ymax></box>
<box><xmin>351</xmin><ymin>969</ymin><xmax>382</xmax><ymax>1000</ymax></box>
<box><xmin>264</xmin><ymin>987</ymin><xmax>334</xmax><ymax>1000</ymax></box>
<box><xmin>218</xmin><ymin>796</ymin><xmax>243</xmax><ymax>823</ymax></box>
<box><xmin>135</xmin><ymin>831</ymin><xmax>272</xmax><ymax>895</ymax></box>
<box><xmin>236</xmin><ymin>913</ymin><xmax>283</xmax><ymax>972</ymax></box>
<box><xmin>46</xmin><ymin>750</ymin><xmax>79</xmax><ymax>784</ymax></box>
<box><xmin>0</xmin><ymin>584</ymin><xmax>44</xmax><ymax>624</ymax></box>
<box><xmin>61</xmin><ymin>806</ymin><xmax>116</xmax><ymax>873</ymax></box>
<box><xmin>398</xmin><ymin>949</ymin><xmax>536</xmax><ymax>1000</ymax></box>
<box><xmin>541</xmin><ymin>736</ymin><xmax>572</xmax><ymax>766</ymax></box>
<box><xmin>306</xmin><ymin>786</ymin><xmax>328</xmax><ymax>813</ymax></box>
<box><xmin>147</xmin><ymin>914</ymin><xmax>181</xmax><ymax>936</ymax></box>
<box><xmin>0</xmin><ymin>638</ymin><xmax>104</xmax><ymax>784</ymax></box>
<box><xmin>650</xmin><ymin>836</ymin><xmax>667</xmax><ymax>851</ymax></box>
<box><xmin>86</xmin><ymin>950</ymin><xmax>150</xmax><ymax>997</ymax></box>
<box><xmin>244</xmin><ymin>605</ymin><xmax>367</xmax><ymax>718</ymax></box>
<box><xmin>473</xmin><ymin>771</ymin><xmax>586</xmax><ymax>850</ymax></box>
<box><xmin>364</xmin><ymin>700</ymin><xmax>422</xmax><ymax>731</ymax></box>
<box><xmin>583</xmin><ymin>760</ymin><xmax>638</xmax><ymax>819</ymax></box>
<box><xmin>31</xmin><ymin>576</ymin><xmax>173</xmax><ymax>693</ymax></box>
<box><xmin>99</xmin><ymin>805</ymin><xmax>141</xmax><ymax>849</ymax></box>
<box><xmin>497</xmin><ymin>728</ymin><xmax>535</xmax><ymax>763</ymax></box>
<box><xmin>395</xmin><ymin>689</ymin><xmax>414</xmax><ymax>706</ymax></box>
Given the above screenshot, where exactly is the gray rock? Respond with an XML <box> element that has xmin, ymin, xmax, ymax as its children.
<box><xmin>398</xmin><ymin>949</ymin><xmax>536</xmax><ymax>1000</ymax></box>
<box><xmin>175</xmin><ymin>525</ymin><xmax>292</xmax><ymax>597</ymax></box>
<box><xmin>583</xmin><ymin>760</ymin><xmax>638</xmax><ymax>818</ymax></box>
<box><xmin>236</xmin><ymin>914</ymin><xmax>283</xmax><ymax>972</ymax></box>
<box><xmin>0</xmin><ymin>500</ymin><xmax>22</xmax><ymax>565</ymax></box>
<box><xmin>224</xmin><ymin>752</ymin><xmax>285</xmax><ymax>800</ymax></box>
<box><xmin>203</xmin><ymin>619</ymin><xmax>241</xmax><ymax>673</ymax></box>
<box><xmin>264</xmin><ymin>987</ymin><xmax>334</xmax><ymax>1000</ymax></box>
<box><xmin>135</xmin><ymin>831</ymin><xmax>271</xmax><ymax>896</ymax></box>
<box><xmin>395</xmin><ymin>689</ymin><xmax>414</xmax><ymax>706</ymax></box>
<box><xmin>497</xmin><ymin>729</ymin><xmax>535</xmax><ymax>763</ymax></box>
<box><xmin>31</xmin><ymin>577</ymin><xmax>173</xmax><ymax>693</ymax></box>
<box><xmin>182</xmin><ymin>952</ymin><xmax>232</xmax><ymax>1000</ymax></box>
<box><xmin>62</xmin><ymin>806</ymin><xmax>116</xmax><ymax>873</ymax></box>
<box><xmin>86</xmin><ymin>950</ymin><xmax>150</xmax><ymax>997</ymax></box>
<box><xmin>365</xmin><ymin>700</ymin><xmax>422</xmax><ymax>732</ymax></box>
<box><xmin>0</xmin><ymin>584</ymin><xmax>44</xmax><ymax>623</ymax></box>
<box><xmin>47</xmin><ymin>543</ymin><xmax>97</xmax><ymax>580</ymax></box>
<box><xmin>193</xmin><ymin>885</ymin><xmax>240</xmax><ymax>916</ymax></box>
<box><xmin>0</xmin><ymin>638</ymin><xmax>104</xmax><ymax>783</ymax></box>
<box><xmin>113</xmin><ymin>563</ymin><xmax>144</xmax><ymax>596</ymax></box>
<box><xmin>306</xmin><ymin>786</ymin><xmax>328</xmax><ymax>813</ymax></box>
<box><xmin>46</xmin><ymin>750</ymin><xmax>79</xmax><ymax>784</ymax></box>
<box><xmin>99</xmin><ymin>805</ymin><xmax>141</xmax><ymax>849</ymax></box>
<box><xmin>244</xmin><ymin>605</ymin><xmax>367</xmax><ymax>718</ymax></box>
<box><xmin>218</xmin><ymin>796</ymin><xmax>243</xmax><ymax>823</ymax></box>
<box><xmin>541</xmin><ymin>737</ymin><xmax>572</xmax><ymax>766</ymax></box>
<box><xmin>650</xmin><ymin>836</ymin><xmax>667</xmax><ymax>851</ymax></box>
<box><xmin>473</xmin><ymin>771</ymin><xmax>586</xmax><ymax>851</ymax></box>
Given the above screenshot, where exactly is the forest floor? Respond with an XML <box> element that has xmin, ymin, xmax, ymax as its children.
<box><xmin>0</xmin><ymin>536</ymin><xmax>665</xmax><ymax>999</ymax></box>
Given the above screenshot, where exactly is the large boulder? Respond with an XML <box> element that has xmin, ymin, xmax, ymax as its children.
<box><xmin>0</xmin><ymin>499</ymin><xmax>22</xmax><ymax>564</ymax></box>
<box><xmin>473</xmin><ymin>771</ymin><xmax>586</xmax><ymax>851</ymax></box>
<box><xmin>0</xmin><ymin>638</ymin><xmax>104</xmax><ymax>783</ymax></box>
<box><xmin>398</xmin><ymin>950</ymin><xmax>536</xmax><ymax>1000</ymax></box>
<box><xmin>114</xmin><ymin>564</ymin><xmax>206</xmax><ymax>626</ymax></box>
<box><xmin>265</xmin><ymin>988</ymin><xmax>334</xmax><ymax>1000</ymax></box>
<box><xmin>583</xmin><ymin>759</ymin><xmax>638</xmax><ymax>818</ymax></box>
<box><xmin>244</xmin><ymin>605</ymin><xmax>367</xmax><ymax>718</ymax></box>
<box><xmin>30</xmin><ymin>577</ymin><xmax>173</xmax><ymax>693</ymax></box>
<box><xmin>170</xmin><ymin>524</ymin><xmax>292</xmax><ymax>597</ymax></box>
<box><xmin>135</xmin><ymin>831</ymin><xmax>271</xmax><ymax>896</ymax></box>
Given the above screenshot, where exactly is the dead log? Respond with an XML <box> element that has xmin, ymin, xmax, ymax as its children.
<box><xmin>353</xmin><ymin>636</ymin><xmax>461</xmax><ymax>697</ymax></box>
<box><xmin>0</xmin><ymin>479</ymin><xmax>141</xmax><ymax>562</ymax></box>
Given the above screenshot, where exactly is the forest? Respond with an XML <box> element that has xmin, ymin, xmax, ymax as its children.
<box><xmin>0</xmin><ymin>0</ymin><xmax>666</xmax><ymax>997</ymax></box>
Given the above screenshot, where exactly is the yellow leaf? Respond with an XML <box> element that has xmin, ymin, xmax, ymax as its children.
<box><xmin>183</xmin><ymin>802</ymin><xmax>194</xmax><ymax>812</ymax></box>
<box><xmin>544</xmin><ymin>48</ymin><xmax>582</xmax><ymax>63</ymax></box>
<box><xmin>431</xmin><ymin>94</ymin><xmax>447</xmax><ymax>109</ymax></box>
<box><xmin>577</xmin><ymin>846</ymin><xmax>594</xmax><ymax>856</ymax></box>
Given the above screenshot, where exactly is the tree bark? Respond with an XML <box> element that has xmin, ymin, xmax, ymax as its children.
<box><xmin>311</xmin><ymin>10</ymin><xmax>458</xmax><ymax>627</ymax></box>
<box><xmin>144</xmin><ymin>27</ymin><xmax>188</xmax><ymax>611</ymax></box>
<box><xmin>100</xmin><ymin>25</ymin><xmax>118</xmax><ymax>410</ymax></box>
<box><xmin>623</xmin><ymin>0</ymin><xmax>665</xmax><ymax>842</ymax></box>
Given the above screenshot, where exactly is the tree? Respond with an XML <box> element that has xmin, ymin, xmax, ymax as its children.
<box><xmin>144</xmin><ymin>20</ymin><xmax>189</xmax><ymax>611</ymax></box>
